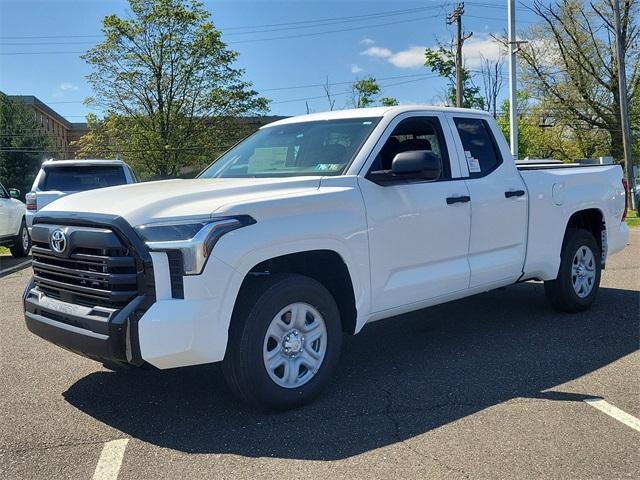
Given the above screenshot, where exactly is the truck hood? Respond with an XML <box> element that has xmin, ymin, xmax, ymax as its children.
<box><xmin>39</xmin><ymin>177</ymin><xmax>322</xmax><ymax>226</ymax></box>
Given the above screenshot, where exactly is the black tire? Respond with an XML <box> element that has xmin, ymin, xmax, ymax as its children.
<box><xmin>10</xmin><ymin>219</ymin><xmax>31</xmax><ymax>258</ymax></box>
<box><xmin>544</xmin><ymin>229</ymin><xmax>601</xmax><ymax>313</ymax></box>
<box><xmin>223</xmin><ymin>273</ymin><xmax>342</xmax><ymax>411</ymax></box>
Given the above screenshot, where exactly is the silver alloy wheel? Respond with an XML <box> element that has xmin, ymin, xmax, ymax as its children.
<box><xmin>571</xmin><ymin>245</ymin><xmax>596</xmax><ymax>298</ymax></box>
<box><xmin>262</xmin><ymin>302</ymin><xmax>328</xmax><ymax>389</ymax></box>
<box><xmin>21</xmin><ymin>227</ymin><xmax>29</xmax><ymax>251</ymax></box>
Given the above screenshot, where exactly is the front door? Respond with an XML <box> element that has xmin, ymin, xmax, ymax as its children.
<box><xmin>359</xmin><ymin>114</ymin><xmax>472</xmax><ymax>313</ymax></box>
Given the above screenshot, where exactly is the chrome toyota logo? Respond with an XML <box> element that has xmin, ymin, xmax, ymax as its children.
<box><xmin>50</xmin><ymin>229</ymin><xmax>67</xmax><ymax>254</ymax></box>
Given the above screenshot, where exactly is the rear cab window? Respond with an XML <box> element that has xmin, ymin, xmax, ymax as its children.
<box><xmin>41</xmin><ymin>165</ymin><xmax>127</xmax><ymax>192</ymax></box>
<box><xmin>453</xmin><ymin>117</ymin><xmax>503</xmax><ymax>178</ymax></box>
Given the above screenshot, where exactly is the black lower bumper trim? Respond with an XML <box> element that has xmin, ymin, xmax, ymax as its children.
<box><xmin>25</xmin><ymin>310</ymin><xmax>113</xmax><ymax>362</ymax></box>
<box><xmin>24</xmin><ymin>282</ymin><xmax>147</xmax><ymax>366</ymax></box>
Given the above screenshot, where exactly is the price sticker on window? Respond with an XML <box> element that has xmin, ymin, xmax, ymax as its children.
<box><xmin>465</xmin><ymin>150</ymin><xmax>481</xmax><ymax>173</ymax></box>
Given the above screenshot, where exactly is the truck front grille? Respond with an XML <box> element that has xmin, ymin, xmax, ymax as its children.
<box><xmin>31</xmin><ymin>227</ymin><xmax>139</xmax><ymax>309</ymax></box>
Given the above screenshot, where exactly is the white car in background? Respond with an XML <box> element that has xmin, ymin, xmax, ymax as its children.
<box><xmin>25</xmin><ymin>159</ymin><xmax>137</xmax><ymax>229</ymax></box>
<box><xmin>0</xmin><ymin>182</ymin><xmax>30</xmax><ymax>257</ymax></box>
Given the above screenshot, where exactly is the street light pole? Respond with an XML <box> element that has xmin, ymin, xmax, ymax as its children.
<box><xmin>508</xmin><ymin>0</ymin><xmax>518</xmax><ymax>161</ymax></box>
<box><xmin>612</xmin><ymin>0</ymin><xmax>636</xmax><ymax>210</ymax></box>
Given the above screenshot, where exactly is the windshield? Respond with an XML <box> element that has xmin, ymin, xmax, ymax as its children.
<box><xmin>199</xmin><ymin>118</ymin><xmax>380</xmax><ymax>178</ymax></box>
<box><xmin>42</xmin><ymin>165</ymin><xmax>126</xmax><ymax>192</ymax></box>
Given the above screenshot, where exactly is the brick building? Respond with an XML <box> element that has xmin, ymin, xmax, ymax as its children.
<box><xmin>7</xmin><ymin>95</ymin><xmax>89</xmax><ymax>159</ymax></box>
<box><xmin>7</xmin><ymin>94</ymin><xmax>285</xmax><ymax>163</ymax></box>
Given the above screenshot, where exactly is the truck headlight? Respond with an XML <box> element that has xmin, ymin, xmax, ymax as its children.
<box><xmin>135</xmin><ymin>216</ymin><xmax>255</xmax><ymax>275</ymax></box>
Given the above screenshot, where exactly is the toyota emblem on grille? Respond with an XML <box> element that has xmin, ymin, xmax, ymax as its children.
<box><xmin>50</xmin><ymin>229</ymin><xmax>67</xmax><ymax>254</ymax></box>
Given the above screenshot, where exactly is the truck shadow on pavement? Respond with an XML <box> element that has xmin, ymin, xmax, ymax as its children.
<box><xmin>63</xmin><ymin>282</ymin><xmax>639</xmax><ymax>460</ymax></box>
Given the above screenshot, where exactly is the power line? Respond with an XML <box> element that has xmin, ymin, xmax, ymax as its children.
<box><xmin>0</xmin><ymin>7</ymin><xmax>442</xmax><ymax>46</ymax></box>
<box><xmin>0</xmin><ymin>13</ymin><xmax>443</xmax><ymax>54</ymax></box>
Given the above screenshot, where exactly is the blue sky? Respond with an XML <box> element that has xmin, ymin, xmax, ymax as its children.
<box><xmin>0</xmin><ymin>0</ymin><xmax>539</xmax><ymax>120</ymax></box>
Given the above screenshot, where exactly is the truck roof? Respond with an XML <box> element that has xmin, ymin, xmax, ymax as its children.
<box><xmin>264</xmin><ymin>105</ymin><xmax>492</xmax><ymax>128</ymax></box>
<box><xmin>41</xmin><ymin>159</ymin><xmax>130</xmax><ymax>168</ymax></box>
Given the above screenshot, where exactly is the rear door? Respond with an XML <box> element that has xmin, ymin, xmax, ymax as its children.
<box><xmin>359</xmin><ymin>113</ymin><xmax>472</xmax><ymax>313</ymax></box>
<box><xmin>447</xmin><ymin>114</ymin><xmax>527</xmax><ymax>288</ymax></box>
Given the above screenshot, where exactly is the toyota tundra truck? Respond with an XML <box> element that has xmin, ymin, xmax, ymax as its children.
<box><xmin>23</xmin><ymin>106</ymin><xmax>629</xmax><ymax>410</ymax></box>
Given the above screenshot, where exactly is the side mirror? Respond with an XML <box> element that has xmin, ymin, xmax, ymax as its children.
<box><xmin>8</xmin><ymin>188</ymin><xmax>21</xmax><ymax>199</ymax></box>
<box><xmin>391</xmin><ymin>150</ymin><xmax>442</xmax><ymax>181</ymax></box>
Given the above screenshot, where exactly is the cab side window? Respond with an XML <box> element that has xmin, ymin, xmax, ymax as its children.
<box><xmin>372</xmin><ymin>116</ymin><xmax>450</xmax><ymax>179</ymax></box>
<box><xmin>0</xmin><ymin>185</ymin><xmax>8</xmax><ymax>198</ymax></box>
<box><xmin>453</xmin><ymin>117</ymin><xmax>502</xmax><ymax>178</ymax></box>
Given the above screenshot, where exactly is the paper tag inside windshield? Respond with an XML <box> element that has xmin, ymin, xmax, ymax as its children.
<box><xmin>465</xmin><ymin>150</ymin><xmax>481</xmax><ymax>173</ymax></box>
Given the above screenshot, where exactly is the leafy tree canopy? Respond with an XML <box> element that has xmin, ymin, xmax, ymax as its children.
<box><xmin>80</xmin><ymin>0</ymin><xmax>269</xmax><ymax>178</ymax></box>
<box><xmin>0</xmin><ymin>93</ymin><xmax>53</xmax><ymax>198</ymax></box>
<box><xmin>424</xmin><ymin>45</ymin><xmax>485</xmax><ymax>109</ymax></box>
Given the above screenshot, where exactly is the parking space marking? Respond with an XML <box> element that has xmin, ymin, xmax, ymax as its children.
<box><xmin>584</xmin><ymin>398</ymin><xmax>640</xmax><ymax>433</ymax></box>
<box><xmin>92</xmin><ymin>438</ymin><xmax>129</xmax><ymax>480</ymax></box>
<box><xmin>0</xmin><ymin>259</ymin><xmax>32</xmax><ymax>277</ymax></box>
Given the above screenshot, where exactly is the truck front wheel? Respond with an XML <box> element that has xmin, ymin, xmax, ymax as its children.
<box><xmin>544</xmin><ymin>229</ymin><xmax>601</xmax><ymax>313</ymax></box>
<box><xmin>223</xmin><ymin>273</ymin><xmax>342</xmax><ymax>411</ymax></box>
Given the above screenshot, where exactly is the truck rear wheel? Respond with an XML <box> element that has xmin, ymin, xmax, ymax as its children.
<box><xmin>544</xmin><ymin>229</ymin><xmax>601</xmax><ymax>313</ymax></box>
<box><xmin>223</xmin><ymin>273</ymin><xmax>342</xmax><ymax>411</ymax></box>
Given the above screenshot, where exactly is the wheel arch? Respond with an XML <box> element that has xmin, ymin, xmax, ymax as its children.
<box><xmin>563</xmin><ymin>208</ymin><xmax>606</xmax><ymax>263</ymax></box>
<box><xmin>235</xmin><ymin>249</ymin><xmax>360</xmax><ymax>336</ymax></box>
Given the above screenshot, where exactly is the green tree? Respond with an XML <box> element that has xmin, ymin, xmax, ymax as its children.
<box><xmin>497</xmin><ymin>95</ymin><xmax>611</xmax><ymax>160</ymax></box>
<box><xmin>80</xmin><ymin>0</ymin><xmax>268</xmax><ymax>179</ymax></box>
<box><xmin>0</xmin><ymin>93</ymin><xmax>53</xmax><ymax>198</ymax></box>
<box><xmin>424</xmin><ymin>45</ymin><xmax>485</xmax><ymax>109</ymax></box>
<box><xmin>349</xmin><ymin>77</ymin><xmax>399</xmax><ymax>108</ymax></box>
<box><xmin>350</xmin><ymin>76</ymin><xmax>381</xmax><ymax>108</ymax></box>
<box><xmin>380</xmin><ymin>97</ymin><xmax>400</xmax><ymax>106</ymax></box>
<box><xmin>517</xmin><ymin>0</ymin><xmax>639</xmax><ymax>164</ymax></box>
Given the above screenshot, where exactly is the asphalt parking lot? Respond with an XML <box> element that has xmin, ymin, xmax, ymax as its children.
<box><xmin>1</xmin><ymin>232</ymin><xmax>638</xmax><ymax>480</ymax></box>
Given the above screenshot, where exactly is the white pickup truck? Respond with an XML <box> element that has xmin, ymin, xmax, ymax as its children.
<box><xmin>23</xmin><ymin>106</ymin><xmax>629</xmax><ymax>410</ymax></box>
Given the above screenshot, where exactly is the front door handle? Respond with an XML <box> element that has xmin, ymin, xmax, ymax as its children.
<box><xmin>446</xmin><ymin>195</ymin><xmax>471</xmax><ymax>205</ymax></box>
<box><xmin>505</xmin><ymin>189</ymin><xmax>526</xmax><ymax>198</ymax></box>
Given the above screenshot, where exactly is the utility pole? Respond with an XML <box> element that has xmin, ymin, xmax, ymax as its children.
<box><xmin>447</xmin><ymin>3</ymin><xmax>472</xmax><ymax>108</ymax></box>
<box><xmin>507</xmin><ymin>0</ymin><xmax>518</xmax><ymax>161</ymax></box>
<box><xmin>613</xmin><ymin>0</ymin><xmax>636</xmax><ymax>210</ymax></box>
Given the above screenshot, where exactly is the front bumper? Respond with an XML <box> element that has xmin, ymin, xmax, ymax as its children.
<box><xmin>23</xmin><ymin>212</ymin><xmax>155</xmax><ymax>367</ymax></box>
<box><xmin>24</xmin><ymin>283</ymin><xmax>146</xmax><ymax>366</ymax></box>
<box><xmin>23</xmin><ymin>211</ymin><xmax>238</xmax><ymax>370</ymax></box>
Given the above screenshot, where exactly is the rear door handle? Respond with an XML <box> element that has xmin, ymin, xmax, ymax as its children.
<box><xmin>446</xmin><ymin>195</ymin><xmax>471</xmax><ymax>205</ymax></box>
<box><xmin>504</xmin><ymin>190</ymin><xmax>526</xmax><ymax>198</ymax></box>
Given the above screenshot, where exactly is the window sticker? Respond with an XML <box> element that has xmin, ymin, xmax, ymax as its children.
<box><xmin>314</xmin><ymin>164</ymin><xmax>343</xmax><ymax>172</ymax></box>
<box><xmin>465</xmin><ymin>150</ymin><xmax>481</xmax><ymax>173</ymax></box>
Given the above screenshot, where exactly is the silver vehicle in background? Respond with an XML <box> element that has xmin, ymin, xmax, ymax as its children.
<box><xmin>25</xmin><ymin>159</ymin><xmax>137</xmax><ymax>230</ymax></box>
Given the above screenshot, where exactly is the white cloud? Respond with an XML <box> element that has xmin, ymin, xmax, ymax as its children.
<box><xmin>462</xmin><ymin>36</ymin><xmax>504</xmax><ymax>67</ymax></box>
<box><xmin>360</xmin><ymin>37</ymin><xmax>375</xmax><ymax>45</ymax></box>
<box><xmin>58</xmin><ymin>82</ymin><xmax>79</xmax><ymax>91</ymax></box>
<box><xmin>360</xmin><ymin>46</ymin><xmax>392</xmax><ymax>59</ymax></box>
<box><xmin>388</xmin><ymin>46</ymin><xmax>426</xmax><ymax>69</ymax></box>
<box><xmin>359</xmin><ymin>35</ymin><xmax>504</xmax><ymax>70</ymax></box>
<box><xmin>351</xmin><ymin>64</ymin><xmax>363</xmax><ymax>74</ymax></box>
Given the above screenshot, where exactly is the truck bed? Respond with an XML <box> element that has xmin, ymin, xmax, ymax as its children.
<box><xmin>518</xmin><ymin>162</ymin><xmax>626</xmax><ymax>281</ymax></box>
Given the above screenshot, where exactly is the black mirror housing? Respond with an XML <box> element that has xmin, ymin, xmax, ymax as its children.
<box><xmin>391</xmin><ymin>150</ymin><xmax>442</xmax><ymax>181</ymax></box>
<box><xmin>9</xmin><ymin>188</ymin><xmax>20</xmax><ymax>199</ymax></box>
